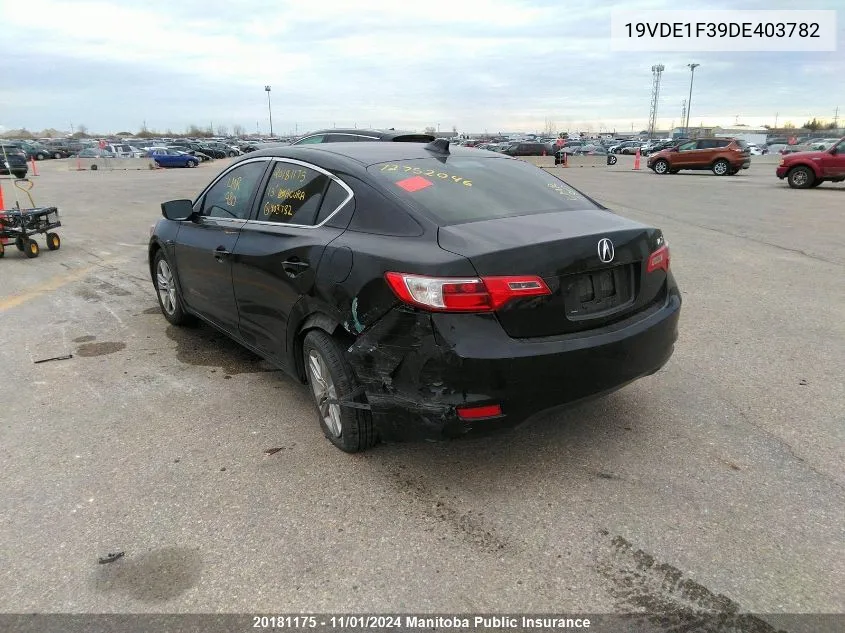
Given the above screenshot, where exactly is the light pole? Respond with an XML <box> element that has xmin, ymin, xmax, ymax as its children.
<box><xmin>264</xmin><ymin>85</ymin><xmax>273</xmax><ymax>137</ymax></box>
<box><xmin>684</xmin><ymin>63</ymin><xmax>700</xmax><ymax>136</ymax></box>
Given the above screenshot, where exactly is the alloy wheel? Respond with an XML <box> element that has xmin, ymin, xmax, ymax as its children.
<box><xmin>156</xmin><ymin>259</ymin><xmax>177</xmax><ymax>315</ymax></box>
<box><xmin>308</xmin><ymin>349</ymin><xmax>342</xmax><ymax>438</ymax></box>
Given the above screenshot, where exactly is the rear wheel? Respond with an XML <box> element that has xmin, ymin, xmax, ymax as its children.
<box><xmin>653</xmin><ymin>159</ymin><xmax>669</xmax><ymax>174</ymax></box>
<box><xmin>712</xmin><ymin>159</ymin><xmax>730</xmax><ymax>176</ymax></box>
<box><xmin>227</xmin><ymin>151</ymin><xmax>236</xmax><ymax>157</ymax></box>
<box><xmin>303</xmin><ymin>329</ymin><xmax>375</xmax><ymax>453</ymax></box>
<box><xmin>24</xmin><ymin>239</ymin><xmax>39</xmax><ymax>258</ymax></box>
<box><xmin>607</xmin><ymin>155</ymin><xmax>617</xmax><ymax>165</ymax></box>
<box><xmin>53</xmin><ymin>152</ymin><xmax>63</xmax><ymax>159</ymax></box>
<box><xmin>15</xmin><ymin>237</ymin><xmax>24</xmax><ymax>251</ymax></box>
<box><xmin>35</xmin><ymin>153</ymin><xmax>46</xmax><ymax>161</ymax></box>
<box><xmin>46</xmin><ymin>233</ymin><xmax>61</xmax><ymax>250</ymax></box>
<box><xmin>787</xmin><ymin>166</ymin><xmax>814</xmax><ymax>189</ymax></box>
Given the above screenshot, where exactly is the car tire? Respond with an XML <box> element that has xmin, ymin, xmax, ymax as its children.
<box><xmin>153</xmin><ymin>250</ymin><xmax>195</xmax><ymax>326</ymax></box>
<box><xmin>187</xmin><ymin>160</ymin><xmax>197</xmax><ymax>168</ymax></box>
<box><xmin>303</xmin><ymin>329</ymin><xmax>375</xmax><ymax>453</ymax></box>
<box><xmin>36</xmin><ymin>153</ymin><xmax>45</xmax><ymax>161</ymax></box>
<box><xmin>15</xmin><ymin>237</ymin><xmax>25</xmax><ymax>251</ymax></box>
<box><xmin>712</xmin><ymin>159</ymin><xmax>730</xmax><ymax>176</ymax></box>
<box><xmin>607</xmin><ymin>155</ymin><xmax>617</xmax><ymax>165</ymax></box>
<box><xmin>787</xmin><ymin>166</ymin><xmax>814</xmax><ymax>189</ymax></box>
<box><xmin>53</xmin><ymin>152</ymin><xmax>63</xmax><ymax>160</ymax></box>
<box><xmin>227</xmin><ymin>151</ymin><xmax>236</xmax><ymax>157</ymax></box>
<box><xmin>653</xmin><ymin>159</ymin><xmax>669</xmax><ymax>174</ymax></box>
<box><xmin>46</xmin><ymin>232</ymin><xmax>61</xmax><ymax>250</ymax></box>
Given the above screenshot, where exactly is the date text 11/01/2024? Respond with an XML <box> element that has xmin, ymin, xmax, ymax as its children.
<box><xmin>623</xmin><ymin>21</ymin><xmax>820</xmax><ymax>38</ymax></box>
<box><xmin>252</xmin><ymin>616</ymin><xmax>592</xmax><ymax>629</ymax></box>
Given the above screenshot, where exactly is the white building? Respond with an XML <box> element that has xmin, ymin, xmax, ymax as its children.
<box><xmin>713</xmin><ymin>126</ymin><xmax>768</xmax><ymax>146</ymax></box>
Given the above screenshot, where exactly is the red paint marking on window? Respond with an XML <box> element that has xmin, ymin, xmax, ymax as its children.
<box><xmin>395</xmin><ymin>175</ymin><xmax>433</xmax><ymax>192</ymax></box>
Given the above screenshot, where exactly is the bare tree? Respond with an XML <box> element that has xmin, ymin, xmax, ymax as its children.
<box><xmin>424</xmin><ymin>126</ymin><xmax>436</xmax><ymax>135</ymax></box>
<box><xmin>233</xmin><ymin>124</ymin><xmax>245</xmax><ymax>137</ymax></box>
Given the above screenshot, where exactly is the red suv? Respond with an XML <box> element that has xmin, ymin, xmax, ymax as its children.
<box><xmin>647</xmin><ymin>138</ymin><xmax>751</xmax><ymax>176</ymax></box>
<box><xmin>775</xmin><ymin>137</ymin><xmax>845</xmax><ymax>188</ymax></box>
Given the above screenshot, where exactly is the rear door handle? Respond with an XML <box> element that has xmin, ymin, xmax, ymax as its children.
<box><xmin>282</xmin><ymin>258</ymin><xmax>309</xmax><ymax>278</ymax></box>
<box><xmin>214</xmin><ymin>246</ymin><xmax>231</xmax><ymax>262</ymax></box>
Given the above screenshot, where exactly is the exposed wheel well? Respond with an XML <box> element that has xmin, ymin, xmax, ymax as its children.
<box><xmin>148</xmin><ymin>243</ymin><xmax>161</xmax><ymax>280</ymax></box>
<box><xmin>293</xmin><ymin>316</ymin><xmax>354</xmax><ymax>383</ymax></box>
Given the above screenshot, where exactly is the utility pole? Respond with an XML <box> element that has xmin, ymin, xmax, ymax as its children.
<box><xmin>264</xmin><ymin>86</ymin><xmax>273</xmax><ymax>137</ymax></box>
<box><xmin>834</xmin><ymin>107</ymin><xmax>840</xmax><ymax>128</ymax></box>
<box><xmin>680</xmin><ymin>100</ymin><xmax>686</xmax><ymax>133</ymax></box>
<box><xmin>774</xmin><ymin>112</ymin><xmax>779</xmax><ymax>129</ymax></box>
<box><xmin>684</xmin><ymin>63</ymin><xmax>700</xmax><ymax>135</ymax></box>
<box><xmin>648</xmin><ymin>64</ymin><xmax>664</xmax><ymax>139</ymax></box>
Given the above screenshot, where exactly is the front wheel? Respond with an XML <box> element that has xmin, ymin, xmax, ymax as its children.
<box><xmin>607</xmin><ymin>155</ymin><xmax>617</xmax><ymax>165</ymax></box>
<box><xmin>712</xmin><ymin>159</ymin><xmax>730</xmax><ymax>176</ymax></box>
<box><xmin>653</xmin><ymin>159</ymin><xmax>669</xmax><ymax>174</ymax></box>
<box><xmin>153</xmin><ymin>250</ymin><xmax>194</xmax><ymax>325</ymax></box>
<box><xmin>187</xmin><ymin>160</ymin><xmax>197</xmax><ymax>168</ymax></box>
<box><xmin>54</xmin><ymin>152</ymin><xmax>63</xmax><ymax>160</ymax></box>
<box><xmin>35</xmin><ymin>153</ymin><xmax>46</xmax><ymax>161</ymax></box>
<box><xmin>787</xmin><ymin>166</ymin><xmax>814</xmax><ymax>189</ymax></box>
<box><xmin>303</xmin><ymin>330</ymin><xmax>375</xmax><ymax>453</ymax></box>
<box><xmin>46</xmin><ymin>233</ymin><xmax>61</xmax><ymax>250</ymax></box>
<box><xmin>227</xmin><ymin>151</ymin><xmax>236</xmax><ymax>157</ymax></box>
<box><xmin>24</xmin><ymin>239</ymin><xmax>39</xmax><ymax>258</ymax></box>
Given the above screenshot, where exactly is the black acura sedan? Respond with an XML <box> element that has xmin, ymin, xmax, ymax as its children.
<box><xmin>150</xmin><ymin>140</ymin><xmax>681</xmax><ymax>452</ymax></box>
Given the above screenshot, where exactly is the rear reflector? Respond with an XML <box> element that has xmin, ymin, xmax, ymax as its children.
<box><xmin>457</xmin><ymin>404</ymin><xmax>503</xmax><ymax>420</ymax></box>
<box><xmin>385</xmin><ymin>272</ymin><xmax>551</xmax><ymax>312</ymax></box>
<box><xmin>646</xmin><ymin>244</ymin><xmax>670</xmax><ymax>273</ymax></box>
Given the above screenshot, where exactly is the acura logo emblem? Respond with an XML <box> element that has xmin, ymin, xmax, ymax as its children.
<box><xmin>598</xmin><ymin>238</ymin><xmax>615</xmax><ymax>263</ymax></box>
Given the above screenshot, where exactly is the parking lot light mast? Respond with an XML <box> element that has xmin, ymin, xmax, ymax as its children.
<box><xmin>684</xmin><ymin>63</ymin><xmax>700</xmax><ymax>136</ymax></box>
<box><xmin>264</xmin><ymin>85</ymin><xmax>273</xmax><ymax>137</ymax></box>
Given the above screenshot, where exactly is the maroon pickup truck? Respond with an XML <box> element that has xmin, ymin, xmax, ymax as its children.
<box><xmin>776</xmin><ymin>136</ymin><xmax>845</xmax><ymax>188</ymax></box>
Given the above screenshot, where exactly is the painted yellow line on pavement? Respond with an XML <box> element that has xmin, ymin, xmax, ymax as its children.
<box><xmin>0</xmin><ymin>264</ymin><xmax>99</xmax><ymax>312</ymax></box>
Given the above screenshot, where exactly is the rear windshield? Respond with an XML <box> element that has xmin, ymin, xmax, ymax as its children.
<box><xmin>734</xmin><ymin>139</ymin><xmax>749</xmax><ymax>149</ymax></box>
<box><xmin>391</xmin><ymin>134</ymin><xmax>436</xmax><ymax>143</ymax></box>
<box><xmin>367</xmin><ymin>157</ymin><xmax>598</xmax><ymax>225</ymax></box>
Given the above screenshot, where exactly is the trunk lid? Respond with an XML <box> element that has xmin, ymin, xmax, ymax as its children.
<box><xmin>438</xmin><ymin>210</ymin><xmax>668</xmax><ymax>337</ymax></box>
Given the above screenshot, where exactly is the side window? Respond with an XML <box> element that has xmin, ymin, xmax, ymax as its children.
<box><xmin>315</xmin><ymin>180</ymin><xmax>350</xmax><ymax>225</ymax></box>
<box><xmin>326</xmin><ymin>134</ymin><xmax>357</xmax><ymax>143</ymax></box>
<box><xmin>294</xmin><ymin>135</ymin><xmax>325</xmax><ymax>145</ymax></box>
<box><xmin>202</xmin><ymin>161</ymin><xmax>268</xmax><ymax>220</ymax></box>
<box><xmin>715</xmin><ymin>139</ymin><xmax>731</xmax><ymax>147</ymax></box>
<box><xmin>256</xmin><ymin>162</ymin><xmax>330</xmax><ymax>225</ymax></box>
<box><xmin>678</xmin><ymin>141</ymin><xmax>697</xmax><ymax>151</ymax></box>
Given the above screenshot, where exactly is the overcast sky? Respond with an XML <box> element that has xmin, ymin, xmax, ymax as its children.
<box><xmin>1</xmin><ymin>0</ymin><xmax>842</xmax><ymax>136</ymax></box>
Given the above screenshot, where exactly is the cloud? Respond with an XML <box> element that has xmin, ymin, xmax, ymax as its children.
<box><xmin>0</xmin><ymin>0</ymin><xmax>842</xmax><ymax>134</ymax></box>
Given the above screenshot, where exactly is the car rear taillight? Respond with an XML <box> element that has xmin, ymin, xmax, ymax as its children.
<box><xmin>385</xmin><ymin>272</ymin><xmax>551</xmax><ymax>312</ymax></box>
<box><xmin>646</xmin><ymin>244</ymin><xmax>670</xmax><ymax>273</ymax></box>
<box><xmin>456</xmin><ymin>404</ymin><xmax>503</xmax><ymax>420</ymax></box>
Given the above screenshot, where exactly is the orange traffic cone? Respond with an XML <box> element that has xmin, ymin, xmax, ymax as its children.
<box><xmin>0</xmin><ymin>182</ymin><xmax>5</xmax><ymax>209</ymax></box>
<box><xmin>29</xmin><ymin>157</ymin><xmax>39</xmax><ymax>176</ymax></box>
<box><xmin>633</xmin><ymin>148</ymin><xmax>641</xmax><ymax>170</ymax></box>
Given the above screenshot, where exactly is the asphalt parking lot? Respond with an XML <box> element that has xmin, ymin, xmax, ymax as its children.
<box><xmin>1</xmin><ymin>157</ymin><xmax>842</xmax><ymax>622</ymax></box>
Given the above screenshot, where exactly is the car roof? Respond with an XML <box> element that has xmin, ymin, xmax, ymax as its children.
<box><xmin>297</xmin><ymin>128</ymin><xmax>435</xmax><ymax>141</ymax></box>
<box><xmin>243</xmin><ymin>141</ymin><xmax>512</xmax><ymax>168</ymax></box>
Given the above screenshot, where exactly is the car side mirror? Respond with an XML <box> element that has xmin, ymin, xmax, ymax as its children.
<box><xmin>161</xmin><ymin>199</ymin><xmax>195</xmax><ymax>221</ymax></box>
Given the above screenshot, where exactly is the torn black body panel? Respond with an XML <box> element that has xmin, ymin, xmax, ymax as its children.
<box><xmin>347</xmin><ymin>284</ymin><xmax>681</xmax><ymax>442</ymax></box>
